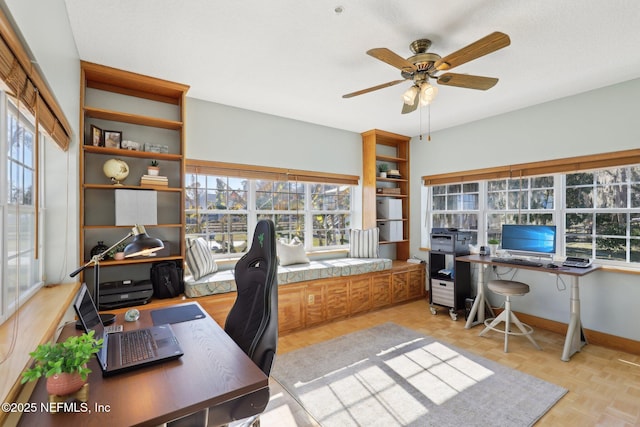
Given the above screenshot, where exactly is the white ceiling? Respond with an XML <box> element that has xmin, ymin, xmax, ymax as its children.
<box><xmin>63</xmin><ymin>0</ymin><xmax>640</xmax><ymax>138</ymax></box>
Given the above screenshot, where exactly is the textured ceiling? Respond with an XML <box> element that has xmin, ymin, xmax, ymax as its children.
<box><xmin>64</xmin><ymin>0</ymin><xmax>640</xmax><ymax>137</ymax></box>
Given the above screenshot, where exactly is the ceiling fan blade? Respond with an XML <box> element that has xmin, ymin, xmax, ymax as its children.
<box><xmin>367</xmin><ymin>48</ymin><xmax>417</xmax><ymax>73</ymax></box>
<box><xmin>401</xmin><ymin>100</ymin><xmax>419</xmax><ymax>114</ymax></box>
<box><xmin>437</xmin><ymin>73</ymin><xmax>499</xmax><ymax>90</ymax></box>
<box><xmin>342</xmin><ymin>79</ymin><xmax>406</xmax><ymax>98</ymax></box>
<box><xmin>435</xmin><ymin>32</ymin><xmax>510</xmax><ymax>71</ymax></box>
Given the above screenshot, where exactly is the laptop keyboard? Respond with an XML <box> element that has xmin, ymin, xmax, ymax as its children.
<box><xmin>120</xmin><ymin>329</ymin><xmax>156</xmax><ymax>364</ymax></box>
<box><xmin>492</xmin><ymin>257</ymin><xmax>543</xmax><ymax>267</ymax></box>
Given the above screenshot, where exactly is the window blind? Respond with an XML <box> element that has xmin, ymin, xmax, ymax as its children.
<box><xmin>422</xmin><ymin>148</ymin><xmax>640</xmax><ymax>185</ymax></box>
<box><xmin>186</xmin><ymin>159</ymin><xmax>359</xmax><ymax>185</ymax></box>
<box><xmin>0</xmin><ymin>10</ymin><xmax>71</xmax><ymax>150</ymax></box>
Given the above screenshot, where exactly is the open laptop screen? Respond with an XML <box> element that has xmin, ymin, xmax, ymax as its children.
<box><xmin>75</xmin><ymin>285</ymin><xmax>106</xmax><ymax>342</ymax></box>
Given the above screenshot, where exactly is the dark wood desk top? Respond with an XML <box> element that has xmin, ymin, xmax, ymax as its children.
<box><xmin>456</xmin><ymin>254</ymin><xmax>601</xmax><ymax>276</ymax></box>
<box><xmin>18</xmin><ymin>302</ymin><xmax>268</xmax><ymax>427</ymax></box>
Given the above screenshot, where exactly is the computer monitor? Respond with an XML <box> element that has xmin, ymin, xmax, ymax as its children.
<box><xmin>501</xmin><ymin>224</ymin><xmax>556</xmax><ymax>258</ymax></box>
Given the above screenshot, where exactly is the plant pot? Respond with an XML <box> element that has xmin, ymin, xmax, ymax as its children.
<box><xmin>147</xmin><ymin>166</ymin><xmax>160</xmax><ymax>176</ymax></box>
<box><xmin>114</xmin><ymin>252</ymin><xmax>125</xmax><ymax>260</ymax></box>
<box><xmin>379</xmin><ymin>172</ymin><xmax>387</xmax><ymax>178</ymax></box>
<box><xmin>46</xmin><ymin>372</ymin><xmax>86</xmax><ymax>396</ymax></box>
<box><xmin>489</xmin><ymin>244</ymin><xmax>499</xmax><ymax>257</ymax></box>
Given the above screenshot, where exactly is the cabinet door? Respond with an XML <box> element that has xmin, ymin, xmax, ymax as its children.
<box><xmin>350</xmin><ymin>277</ymin><xmax>372</xmax><ymax>314</ymax></box>
<box><xmin>371</xmin><ymin>274</ymin><xmax>391</xmax><ymax>308</ymax></box>
<box><xmin>278</xmin><ymin>285</ymin><xmax>306</xmax><ymax>333</ymax></box>
<box><xmin>392</xmin><ymin>271</ymin><xmax>409</xmax><ymax>303</ymax></box>
<box><xmin>407</xmin><ymin>268</ymin><xmax>424</xmax><ymax>299</ymax></box>
<box><xmin>326</xmin><ymin>280</ymin><xmax>349</xmax><ymax>321</ymax></box>
<box><xmin>305</xmin><ymin>282</ymin><xmax>325</xmax><ymax>326</ymax></box>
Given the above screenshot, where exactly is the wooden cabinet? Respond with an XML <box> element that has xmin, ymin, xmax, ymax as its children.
<box><xmin>79</xmin><ymin>61</ymin><xmax>189</xmax><ymax>299</ymax></box>
<box><xmin>361</xmin><ymin>129</ymin><xmax>411</xmax><ymax>260</ymax></box>
<box><xmin>350</xmin><ymin>277</ymin><xmax>372</xmax><ymax>314</ymax></box>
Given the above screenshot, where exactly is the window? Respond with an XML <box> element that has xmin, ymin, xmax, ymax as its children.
<box><xmin>424</xmin><ymin>161</ymin><xmax>640</xmax><ymax>265</ymax></box>
<box><xmin>1</xmin><ymin>92</ymin><xmax>44</xmax><ymax>324</ymax></box>
<box><xmin>486</xmin><ymin>176</ymin><xmax>555</xmax><ymax>241</ymax></box>
<box><xmin>429</xmin><ymin>183</ymin><xmax>480</xmax><ymax>244</ymax></box>
<box><xmin>565</xmin><ymin>166</ymin><xmax>640</xmax><ymax>262</ymax></box>
<box><xmin>185</xmin><ymin>170</ymin><xmax>353</xmax><ymax>258</ymax></box>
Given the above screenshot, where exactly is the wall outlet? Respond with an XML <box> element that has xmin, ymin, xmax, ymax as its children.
<box><xmin>308</xmin><ymin>294</ymin><xmax>315</xmax><ymax>304</ymax></box>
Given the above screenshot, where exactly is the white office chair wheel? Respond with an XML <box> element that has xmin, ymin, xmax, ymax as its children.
<box><xmin>430</xmin><ymin>306</ymin><xmax>437</xmax><ymax>315</ymax></box>
<box><xmin>449</xmin><ymin>308</ymin><xmax>458</xmax><ymax>321</ymax></box>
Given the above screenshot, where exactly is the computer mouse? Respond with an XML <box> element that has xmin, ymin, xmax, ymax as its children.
<box><xmin>124</xmin><ymin>308</ymin><xmax>140</xmax><ymax>322</ymax></box>
<box><xmin>546</xmin><ymin>263</ymin><xmax>559</xmax><ymax>269</ymax></box>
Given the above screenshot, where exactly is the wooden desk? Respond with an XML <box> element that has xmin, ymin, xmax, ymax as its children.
<box><xmin>456</xmin><ymin>255</ymin><xmax>601</xmax><ymax>361</ymax></box>
<box><xmin>17</xmin><ymin>302</ymin><xmax>268</xmax><ymax>426</ymax></box>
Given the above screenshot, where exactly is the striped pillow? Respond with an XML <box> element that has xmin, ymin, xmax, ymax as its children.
<box><xmin>185</xmin><ymin>237</ymin><xmax>218</xmax><ymax>280</ymax></box>
<box><xmin>349</xmin><ymin>228</ymin><xmax>379</xmax><ymax>258</ymax></box>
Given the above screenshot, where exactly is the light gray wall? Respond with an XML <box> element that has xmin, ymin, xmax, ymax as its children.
<box><xmin>7</xmin><ymin>0</ymin><xmax>639</xmax><ymax>341</ymax></box>
<box><xmin>410</xmin><ymin>78</ymin><xmax>640</xmax><ymax>341</ymax></box>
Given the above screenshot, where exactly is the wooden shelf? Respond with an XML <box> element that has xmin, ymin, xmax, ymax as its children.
<box><xmin>79</xmin><ymin>61</ymin><xmax>188</xmax><ymax>295</ymax></box>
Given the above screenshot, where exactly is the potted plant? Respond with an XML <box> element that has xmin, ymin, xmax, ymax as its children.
<box><xmin>21</xmin><ymin>330</ymin><xmax>103</xmax><ymax>396</ymax></box>
<box><xmin>108</xmin><ymin>242</ymin><xmax>127</xmax><ymax>260</ymax></box>
<box><xmin>148</xmin><ymin>160</ymin><xmax>160</xmax><ymax>176</ymax></box>
<box><xmin>377</xmin><ymin>163</ymin><xmax>389</xmax><ymax>178</ymax></box>
<box><xmin>488</xmin><ymin>238</ymin><xmax>500</xmax><ymax>256</ymax></box>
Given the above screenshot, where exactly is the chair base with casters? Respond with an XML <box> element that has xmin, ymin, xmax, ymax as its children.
<box><xmin>479</xmin><ymin>279</ymin><xmax>542</xmax><ymax>353</ymax></box>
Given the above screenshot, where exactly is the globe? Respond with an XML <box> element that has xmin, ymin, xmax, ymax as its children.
<box><xmin>103</xmin><ymin>158</ymin><xmax>130</xmax><ymax>185</ymax></box>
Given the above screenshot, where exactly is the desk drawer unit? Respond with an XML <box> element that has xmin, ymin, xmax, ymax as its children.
<box><xmin>430</xmin><ymin>279</ymin><xmax>455</xmax><ymax>307</ymax></box>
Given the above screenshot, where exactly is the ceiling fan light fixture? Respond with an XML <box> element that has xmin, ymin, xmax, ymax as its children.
<box><xmin>402</xmin><ymin>85</ymin><xmax>419</xmax><ymax>105</ymax></box>
<box><xmin>419</xmin><ymin>82</ymin><xmax>438</xmax><ymax>106</ymax></box>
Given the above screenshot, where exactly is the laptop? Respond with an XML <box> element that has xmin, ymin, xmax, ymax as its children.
<box><xmin>73</xmin><ymin>283</ymin><xmax>184</xmax><ymax>377</ymax></box>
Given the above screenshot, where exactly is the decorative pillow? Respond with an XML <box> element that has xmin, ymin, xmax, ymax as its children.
<box><xmin>277</xmin><ymin>237</ymin><xmax>310</xmax><ymax>266</ymax></box>
<box><xmin>349</xmin><ymin>228</ymin><xmax>379</xmax><ymax>258</ymax></box>
<box><xmin>185</xmin><ymin>237</ymin><xmax>218</xmax><ymax>280</ymax></box>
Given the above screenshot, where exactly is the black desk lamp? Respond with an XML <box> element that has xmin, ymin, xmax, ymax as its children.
<box><xmin>70</xmin><ymin>225</ymin><xmax>164</xmax><ymax>325</ymax></box>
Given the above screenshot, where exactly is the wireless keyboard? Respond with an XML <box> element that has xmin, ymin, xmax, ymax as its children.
<box><xmin>492</xmin><ymin>257</ymin><xmax>543</xmax><ymax>267</ymax></box>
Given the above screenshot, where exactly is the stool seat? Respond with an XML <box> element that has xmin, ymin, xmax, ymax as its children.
<box><xmin>480</xmin><ymin>279</ymin><xmax>541</xmax><ymax>353</ymax></box>
<box><xmin>488</xmin><ymin>280</ymin><xmax>530</xmax><ymax>296</ymax></box>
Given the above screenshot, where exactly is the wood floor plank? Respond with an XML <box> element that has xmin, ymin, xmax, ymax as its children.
<box><xmin>262</xmin><ymin>299</ymin><xmax>640</xmax><ymax>426</ymax></box>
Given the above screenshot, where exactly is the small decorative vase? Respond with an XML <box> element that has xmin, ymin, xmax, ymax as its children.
<box><xmin>46</xmin><ymin>372</ymin><xmax>86</xmax><ymax>396</ymax></box>
<box><xmin>90</xmin><ymin>241</ymin><xmax>109</xmax><ymax>257</ymax></box>
<box><xmin>489</xmin><ymin>244</ymin><xmax>499</xmax><ymax>257</ymax></box>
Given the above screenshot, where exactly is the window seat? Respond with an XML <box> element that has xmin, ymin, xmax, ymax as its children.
<box><xmin>184</xmin><ymin>257</ymin><xmax>393</xmax><ymax>298</ymax></box>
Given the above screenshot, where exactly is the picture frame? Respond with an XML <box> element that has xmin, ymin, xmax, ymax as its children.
<box><xmin>90</xmin><ymin>125</ymin><xmax>103</xmax><ymax>146</ymax></box>
<box><xmin>120</xmin><ymin>140</ymin><xmax>142</xmax><ymax>151</ymax></box>
<box><xmin>104</xmin><ymin>130</ymin><xmax>122</xmax><ymax>149</ymax></box>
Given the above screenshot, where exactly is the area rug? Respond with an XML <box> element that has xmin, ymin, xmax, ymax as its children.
<box><xmin>272</xmin><ymin>323</ymin><xmax>567</xmax><ymax>426</ymax></box>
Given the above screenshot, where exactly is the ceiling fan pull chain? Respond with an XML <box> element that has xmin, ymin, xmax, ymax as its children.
<box><xmin>428</xmin><ymin>103</ymin><xmax>431</xmax><ymax>142</ymax></box>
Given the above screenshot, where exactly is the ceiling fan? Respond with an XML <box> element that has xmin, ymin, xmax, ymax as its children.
<box><xmin>343</xmin><ymin>32</ymin><xmax>511</xmax><ymax>114</ymax></box>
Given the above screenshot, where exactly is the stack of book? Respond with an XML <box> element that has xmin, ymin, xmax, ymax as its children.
<box><xmin>140</xmin><ymin>174</ymin><xmax>168</xmax><ymax>187</ymax></box>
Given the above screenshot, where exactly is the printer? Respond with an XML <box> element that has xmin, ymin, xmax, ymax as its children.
<box><xmin>430</xmin><ymin>228</ymin><xmax>472</xmax><ymax>254</ymax></box>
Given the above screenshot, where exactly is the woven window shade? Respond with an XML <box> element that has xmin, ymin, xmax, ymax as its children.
<box><xmin>186</xmin><ymin>159</ymin><xmax>359</xmax><ymax>185</ymax></box>
<box><xmin>0</xmin><ymin>12</ymin><xmax>71</xmax><ymax>150</ymax></box>
<box><xmin>422</xmin><ymin>148</ymin><xmax>640</xmax><ymax>186</ymax></box>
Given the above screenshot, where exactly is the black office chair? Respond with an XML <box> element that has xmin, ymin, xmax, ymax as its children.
<box><xmin>218</xmin><ymin>219</ymin><xmax>278</xmax><ymax>426</ymax></box>
<box><xmin>169</xmin><ymin>219</ymin><xmax>278</xmax><ymax>427</ymax></box>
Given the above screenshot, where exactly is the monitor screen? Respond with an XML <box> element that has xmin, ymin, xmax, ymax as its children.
<box><xmin>501</xmin><ymin>224</ymin><xmax>556</xmax><ymax>256</ymax></box>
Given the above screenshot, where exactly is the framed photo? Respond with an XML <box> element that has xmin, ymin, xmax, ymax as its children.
<box><xmin>104</xmin><ymin>130</ymin><xmax>122</xmax><ymax>149</ymax></box>
<box><xmin>144</xmin><ymin>142</ymin><xmax>169</xmax><ymax>154</ymax></box>
<box><xmin>120</xmin><ymin>140</ymin><xmax>142</xmax><ymax>151</ymax></box>
<box><xmin>90</xmin><ymin>125</ymin><xmax>103</xmax><ymax>146</ymax></box>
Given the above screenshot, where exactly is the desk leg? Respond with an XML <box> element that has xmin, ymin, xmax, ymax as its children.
<box><xmin>561</xmin><ymin>276</ymin><xmax>587</xmax><ymax>362</ymax></box>
<box><xmin>465</xmin><ymin>264</ymin><xmax>494</xmax><ymax>329</ymax></box>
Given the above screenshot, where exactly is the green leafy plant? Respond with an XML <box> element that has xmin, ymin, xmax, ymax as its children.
<box><xmin>21</xmin><ymin>330</ymin><xmax>103</xmax><ymax>384</ymax></box>
<box><xmin>150</xmin><ymin>160</ymin><xmax>159</xmax><ymax>167</ymax></box>
<box><xmin>488</xmin><ymin>238</ymin><xmax>500</xmax><ymax>245</ymax></box>
<box><xmin>107</xmin><ymin>242</ymin><xmax>127</xmax><ymax>259</ymax></box>
<box><xmin>377</xmin><ymin>163</ymin><xmax>389</xmax><ymax>173</ymax></box>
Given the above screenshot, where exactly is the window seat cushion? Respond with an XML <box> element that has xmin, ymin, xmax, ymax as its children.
<box><xmin>183</xmin><ymin>257</ymin><xmax>392</xmax><ymax>298</ymax></box>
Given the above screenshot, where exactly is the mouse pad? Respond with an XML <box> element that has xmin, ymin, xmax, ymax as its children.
<box><xmin>151</xmin><ymin>303</ymin><xmax>206</xmax><ymax>326</ymax></box>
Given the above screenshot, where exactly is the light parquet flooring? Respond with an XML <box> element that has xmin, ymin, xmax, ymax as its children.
<box><xmin>259</xmin><ymin>299</ymin><xmax>640</xmax><ymax>427</ymax></box>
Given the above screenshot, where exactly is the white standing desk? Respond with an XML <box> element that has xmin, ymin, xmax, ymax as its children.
<box><xmin>456</xmin><ymin>255</ymin><xmax>601</xmax><ymax>361</ymax></box>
